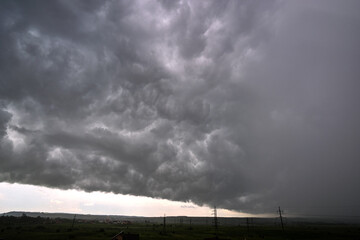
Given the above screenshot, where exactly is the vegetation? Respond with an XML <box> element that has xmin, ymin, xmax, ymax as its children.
<box><xmin>0</xmin><ymin>215</ymin><xmax>359</xmax><ymax>240</ymax></box>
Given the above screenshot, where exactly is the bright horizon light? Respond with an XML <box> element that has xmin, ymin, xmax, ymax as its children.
<box><xmin>0</xmin><ymin>182</ymin><xmax>261</xmax><ymax>218</ymax></box>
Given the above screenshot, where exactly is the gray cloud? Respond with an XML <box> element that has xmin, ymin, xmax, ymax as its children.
<box><xmin>0</xmin><ymin>0</ymin><xmax>360</xmax><ymax>216</ymax></box>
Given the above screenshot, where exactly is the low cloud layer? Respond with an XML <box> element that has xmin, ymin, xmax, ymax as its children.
<box><xmin>1</xmin><ymin>0</ymin><xmax>360</xmax><ymax>216</ymax></box>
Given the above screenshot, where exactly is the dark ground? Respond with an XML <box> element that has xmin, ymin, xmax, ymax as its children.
<box><xmin>0</xmin><ymin>215</ymin><xmax>359</xmax><ymax>240</ymax></box>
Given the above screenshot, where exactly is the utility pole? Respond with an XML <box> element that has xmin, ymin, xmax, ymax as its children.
<box><xmin>71</xmin><ymin>214</ymin><xmax>76</xmax><ymax>230</ymax></box>
<box><xmin>278</xmin><ymin>206</ymin><xmax>284</xmax><ymax>232</ymax></box>
<box><xmin>163</xmin><ymin>214</ymin><xmax>166</xmax><ymax>233</ymax></box>
<box><xmin>246</xmin><ymin>217</ymin><xmax>250</xmax><ymax>233</ymax></box>
<box><xmin>212</xmin><ymin>206</ymin><xmax>218</xmax><ymax>236</ymax></box>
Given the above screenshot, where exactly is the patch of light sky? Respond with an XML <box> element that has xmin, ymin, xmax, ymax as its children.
<box><xmin>0</xmin><ymin>182</ymin><xmax>260</xmax><ymax>217</ymax></box>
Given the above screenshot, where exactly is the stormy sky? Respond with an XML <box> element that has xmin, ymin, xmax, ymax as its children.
<box><xmin>1</xmin><ymin>0</ymin><xmax>360</xmax><ymax>216</ymax></box>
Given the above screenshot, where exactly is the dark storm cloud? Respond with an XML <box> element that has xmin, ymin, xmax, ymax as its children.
<box><xmin>1</xmin><ymin>0</ymin><xmax>360</xmax><ymax>216</ymax></box>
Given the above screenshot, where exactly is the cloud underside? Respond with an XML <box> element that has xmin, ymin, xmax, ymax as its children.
<box><xmin>0</xmin><ymin>0</ymin><xmax>360</xmax><ymax>215</ymax></box>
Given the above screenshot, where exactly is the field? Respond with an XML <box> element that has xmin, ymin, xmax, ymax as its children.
<box><xmin>0</xmin><ymin>215</ymin><xmax>359</xmax><ymax>240</ymax></box>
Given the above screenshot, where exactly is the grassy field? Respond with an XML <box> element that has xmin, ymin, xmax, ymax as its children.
<box><xmin>0</xmin><ymin>216</ymin><xmax>359</xmax><ymax>240</ymax></box>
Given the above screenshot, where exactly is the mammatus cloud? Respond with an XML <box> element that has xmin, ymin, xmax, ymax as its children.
<box><xmin>1</xmin><ymin>0</ymin><xmax>360</xmax><ymax>216</ymax></box>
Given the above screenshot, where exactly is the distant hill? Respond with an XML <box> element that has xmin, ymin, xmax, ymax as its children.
<box><xmin>2</xmin><ymin>211</ymin><xmax>136</xmax><ymax>221</ymax></box>
<box><xmin>2</xmin><ymin>211</ymin><xmax>359</xmax><ymax>225</ymax></box>
<box><xmin>2</xmin><ymin>211</ymin><xmax>274</xmax><ymax>225</ymax></box>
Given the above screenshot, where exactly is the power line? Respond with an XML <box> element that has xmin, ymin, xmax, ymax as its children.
<box><xmin>286</xmin><ymin>213</ymin><xmax>360</xmax><ymax>218</ymax></box>
<box><xmin>274</xmin><ymin>205</ymin><xmax>360</xmax><ymax>219</ymax></box>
